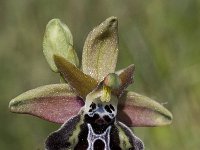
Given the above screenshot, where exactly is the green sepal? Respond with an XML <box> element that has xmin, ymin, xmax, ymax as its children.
<box><xmin>43</xmin><ymin>19</ymin><xmax>79</xmax><ymax>72</ymax></box>
<box><xmin>82</xmin><ymin>16</ymin><xmax>119</xmax><ymax>81</ymax></box>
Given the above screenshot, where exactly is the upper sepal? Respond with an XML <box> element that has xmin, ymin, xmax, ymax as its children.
<box><xmin>82</xmin><ymin>16</ymin><xmax>119</xmax><ymax>81</ymax></box>
<box><xmin>43</xmin><ymin>19</ymin><xmax>79</xmax><ymax>72</ymax></box>
<box><xmin>117</xmin><ymin>91</ymin><xmax>173</xmax><ymax>127</ymax></box>
<box><xmin>9</xmin><ymin>84</ymin><xmax>84</xmax><ymax>124</ymax></box>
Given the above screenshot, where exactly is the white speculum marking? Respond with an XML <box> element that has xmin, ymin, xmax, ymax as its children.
<box><xmin>87</xmin><ymin>123</ymin><xmax>111</xmax><ymax>150</ymax></box>
<box><xmin>84</xmin><ymin>92</ymin><xmax>118</xmax><ymax>119</ymax></box>
<box><xmin>87</xmin><ymin>103</ymin><xmax>116</xmax><ymax>119</ymax></box>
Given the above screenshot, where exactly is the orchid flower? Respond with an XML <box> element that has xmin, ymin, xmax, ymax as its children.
<box><xmin>9</xmin><ymin>17</ymin><xmax>173</xmax><ymax>150</ymax></box>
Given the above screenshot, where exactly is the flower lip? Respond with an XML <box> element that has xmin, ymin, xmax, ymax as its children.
<box><xmin>95</xmin><ymin>118</ymin><xmax>108</xmax><ymax>125</ymax></box>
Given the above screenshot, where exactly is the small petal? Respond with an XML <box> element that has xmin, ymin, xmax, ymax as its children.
<box><xmin>54</xmin><ymin>55</ymin><xmax>98</xmax><ymax>98</ymax></box>
<box><xmin>82</xmin><ymin>16</ymin><xmax>118</xmax><ymax>81</ymax></box>
<box><xmin>9</xmin><ymin>84</ymin><xmax>84</xmax><ymax>124</ymax></box>
<box><xmin>43</xmin><ymin>19</ymin><xmax>79</xmax><ymax>72</ymax></box>
<box><xmin>115</xmin><ymin>64</ymin><xmax>135</xmax><ymax>96</ymax></box>
<box><xmin>118</xmin><ymin>91</ymin><xmax>173</xmax><ymax>127</ymax></box>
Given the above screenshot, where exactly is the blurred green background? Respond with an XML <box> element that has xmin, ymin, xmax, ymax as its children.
<box><xmin>0</xmin><ymin>0</ymin><xmax>200</xmax><ymax>149</ymax></box>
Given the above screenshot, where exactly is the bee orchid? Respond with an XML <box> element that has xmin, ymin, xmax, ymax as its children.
<box><xmin>9</xmin><ymin>17</ymin><xmax>173</xmax><ymax>150</ymax></box>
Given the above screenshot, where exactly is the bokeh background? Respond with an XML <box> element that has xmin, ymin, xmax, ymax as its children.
<box><xmin>0</xmin><ymin>0</ymin><xmax>200</xmax><ymax>149</ymax></box>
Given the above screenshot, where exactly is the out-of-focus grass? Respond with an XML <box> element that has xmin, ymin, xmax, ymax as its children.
<box><xmin>0</xmin><ymin>0</ymin><xmax>199</xmax><ymax>149</ymax></box>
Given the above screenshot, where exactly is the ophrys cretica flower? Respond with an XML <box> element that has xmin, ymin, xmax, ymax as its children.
<box><xmin>9</xmin><ymin>17</ymin><xmax>173</xmax><ymax>150</ymax></box>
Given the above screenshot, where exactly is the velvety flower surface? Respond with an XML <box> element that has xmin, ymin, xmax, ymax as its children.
<box><xmin>9</xmin><ymin>17</ymin><xmax>173</xmax><ymax>150</ymax></box>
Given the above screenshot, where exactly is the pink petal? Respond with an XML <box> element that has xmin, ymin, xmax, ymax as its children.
<box><xmin>9</xmin><ymin>84</ymin><xmax>84</xmax><ymax>124</ymax></box>
<box><xmin>118</xmin><ymin>91</ymin><xmax>173</xmax><ymax>127</ymax></box>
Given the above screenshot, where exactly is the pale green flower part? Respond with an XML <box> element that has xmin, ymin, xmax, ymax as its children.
<box><xmin>43</xmin><ymin>19</ymin><xmax>79</xmax><ymax>72</ymax></box>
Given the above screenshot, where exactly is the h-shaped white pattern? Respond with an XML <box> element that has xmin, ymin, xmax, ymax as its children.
<box><xmin>87</xmin><ymin>123</ymin><xmax>111</xmax><ymax>150</ymax></box>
